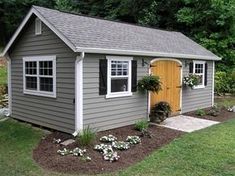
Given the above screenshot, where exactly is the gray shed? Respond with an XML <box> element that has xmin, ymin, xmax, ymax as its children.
<box><xmin>1</xmin><ymin>6</ymin><xmax>220</xmax><ymax>134</ymax></box>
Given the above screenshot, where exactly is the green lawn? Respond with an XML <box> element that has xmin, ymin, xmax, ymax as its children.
<box><xmin>0</xmin><ymin>116</ymin><xmax>235</xmax><ymax>176</ymax></box>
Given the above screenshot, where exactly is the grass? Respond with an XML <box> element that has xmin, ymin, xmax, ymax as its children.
<box><xmin>0</xmin><ymin>66</ymin><xmax>7</xmax><ymax>85</ymax></box>
<box><xmin>117</xmin><ymin>119</ymin><xmax>235</xmax><ymax>176</ymax></box>
<box><xmin>1</xmin><ymin>113</ymin><xmax>235</xmax><ymax>176</ymax></box>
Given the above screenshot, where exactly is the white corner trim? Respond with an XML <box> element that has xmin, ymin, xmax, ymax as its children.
<box><xmin>23</xmin><ymin>55</ymin><xmax>56</xmax><ymax>98</ymax></box>
<box><xmin>1</xmin><ymin>7</ymin><xmax>76</xmax><ymax>57</ymax></box>
<box><xmin>106</xmin><ymin>56</ymin><xmax>133</xmax><ymax>99</ymax></box>
<box><xmin>6</xmin><ymin>55</ymin><xmax>12</xmax><ymax>116</ymax></box>
<box><xmin>74</xmin><ymin>52</ymin><xmax>84</xmax><ymax>136</ymax></box>
<box><xmin>76</xmin><ymin>47</ymin><xmax>221</xmax><ymax>61</ymax></box>
<box><xmin>212</xmin><ymin>61</ymin><xmax>215</xmax><ymax>106</ymax></box>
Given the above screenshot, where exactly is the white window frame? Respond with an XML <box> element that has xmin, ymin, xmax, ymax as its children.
<box><xmin>106</xmin><ymin>56</ymin><xmax>133</xmax><ymax>98</ymax></box>
<box><xmin>193</xmin><ymin>60</ymin><xmax>205</xmax><ymax>89</ymax></box>
<box><xmin>35</xmin><ymin>18</ymin><xmax>42</xmax><ymax>35</ymax></box>
<box><xmin>23</xmin><ymin>56</ymin><xmax>56</xmax><ymax>98</ymax></box>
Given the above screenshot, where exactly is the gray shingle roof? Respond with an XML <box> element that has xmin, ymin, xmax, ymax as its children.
<box><xmin>13</xmin><ymin>6</ymin><xmax>222</xmax><ymax>60</ymax></box>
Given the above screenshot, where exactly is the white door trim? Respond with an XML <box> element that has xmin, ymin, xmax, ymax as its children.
<box><xmin>73</xmin><ymin>52</ymin><xmax>84</xmax><ymax>136</ymax></box>
<box><xmin>148</xmin><ymin>58</ymin><xmax>183</xmax><ymax>115</ymax></box>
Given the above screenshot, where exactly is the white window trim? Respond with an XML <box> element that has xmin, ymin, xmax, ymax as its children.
<box><xmin>35</xmin><ymin>18</ymin><xmax>42</xmax><ymax>35</ymax></box>
<box><xmin>23</xmin><ymin>55</ymin><xmax>56</xmax><ymax>98</ymax></box>
<box><xmin>106</xmin><ymin>56</ymin><xmax>133</xmax><ymax>98</ymax></box>
<box><xmin>193</xmin><ymin>60</ymin><xmax>205</xmax><ymax>89</ymax></box>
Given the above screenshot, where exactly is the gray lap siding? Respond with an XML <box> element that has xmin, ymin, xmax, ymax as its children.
<box><xmin>10</xmin><ymin>19</ymin><xmax>76</xmax><ymax>133</ymax></box>
<box><xmin>83</xmin><ymin>54</ymin><xmax>149</xmax><ymax>131</ymax></box>
<box><xmin>181</xmin><ymin>60</ymin><xmax>213</xmax><ymax>113</ymax></box>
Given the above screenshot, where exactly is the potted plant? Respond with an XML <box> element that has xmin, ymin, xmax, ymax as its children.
<box><xmin>137</xmin><ymin>75</ymin><xmax>162</xmax><ymax>93</ymax></box>
<box><xmin>150</xmin><ymin>101</ymin><xmax>172</xmax><ymax>123</ymax></box>
<box><xmin>183</xmin><ymin>74</ymin><xmax>200</xmax><ymax>89</ymax></box>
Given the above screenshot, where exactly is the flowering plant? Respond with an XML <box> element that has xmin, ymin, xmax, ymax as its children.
<box><xmin>94</xmin><ymin>143</ymin><xmax>120</xmax><ymax>162</ymax></box>
<box><xmin>57</xmin><ymin>147</ymin><xmax>91</xmax><ymax>161</ymax></box>
<box><xmin>94</xmin><ymin>144</ymin><xmax>112</xmax><ymax>152</ymax></box>
<box><xmin>103</xmin><ymin>150</ymin><xmax>120</xmax><ymax>162</ymax></box>
<box><xmin>138</xmin><ymin>75</ymin><xmax>162</xmax><ymax>93</ymax></box>
<box><xmin>100</xmin><ymin>135</ymin><xmax>117</xmax><ymax>142</ymax></box>
<box><xmin>57</xmin><ymin>148</ymin><xmax>70</xmax><ymax>156</ymax></box>
<box><xmin>53</xmin><ymin>138</ymin><xmax>62</xmax><ymax>144</ymax></box>
<box><xmin>126</xmin><ymin>136</ymin><xmax>141</xmax><ymax>144</ymax></box>
<box><xmin>112</xmin><ymin>141</ymin><xmax>130</xmax><ymax>150</ymax></box>
<box><xmin>70</xmin><ymin>147</ymin><xmax>86</xmax><ymax>157</ymax></box>
<box><xmin>183</xmin><ymin>74</ymin><xmax>200</xmax><ymax>88</ymax></box>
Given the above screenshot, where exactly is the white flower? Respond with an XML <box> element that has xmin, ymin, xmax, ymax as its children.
<box><xmin>100</xmin><ymin>135</ymin><xmax>117</xmax><ymax>142</ymax></box>
<box><xmin>53</xmin><ymin>138</ymin><xmax>62</xmax><ymax>144</ymax></box>
<box><xmin>126</xmin><ymin>136</ymin><xmax>141</xmax><ymax>144</ymax></box>
<box><xmin>112</xmin><ymin>141</ymin><xmax>130</xmax><ymax>150</ymax></box>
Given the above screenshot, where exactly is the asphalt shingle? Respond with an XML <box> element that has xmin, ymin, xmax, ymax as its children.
<box><xmin>33</xmin><ymin>6</ymin><xmax>219</xmax><ymax>59</ymax></box>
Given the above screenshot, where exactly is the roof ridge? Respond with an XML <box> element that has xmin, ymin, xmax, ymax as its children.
<box><xmin>32</xmin><ymin>5</ymin><xmax>180</xmax><ymax>34</ymax></box>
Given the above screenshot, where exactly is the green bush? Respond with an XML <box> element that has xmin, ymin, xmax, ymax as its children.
<box><xmin>195</xmin><ymin>109</ymin><xmax>206</xmax><ymax>116</ymax></box>
<box><xmin>134</xmin><ymin>120</ymin><xmax>149</xmax><ymax>132</ymax></box>
<box><xmin>215</xmin><ymin>71</ymin><xmax>235</xmax><ymax>95</ymax></box>
<box><xmin>138</xmin><ymin>75</ymin><xmax>162</xmax><ymax>93</ymax></box>
<box><xmin>150</xmin><ymin>101</ymin><xmax>172</xmax><ymax>123</ymax></box>
<box><xmin>207</xmin><ymin>105</ymin><xmax>220</xmax><ymax>117</ymax></box>
<box><xmin>77</xmin><ymin>126</ymin><xmax>96</xmax><ymax>146</ymax></box>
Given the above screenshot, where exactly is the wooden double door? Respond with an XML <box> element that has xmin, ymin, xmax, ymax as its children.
<box><xmin>150</xmin><ymin>60</ymin><xmax>182</xmax><ymax>114</ymax></box>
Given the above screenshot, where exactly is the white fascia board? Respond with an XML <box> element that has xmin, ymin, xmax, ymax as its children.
<box><xmin>1</xmin><ymin>7</ymin><xmax>76</xmax><ymax>57</ymax></box>
<box><xmin>75</xmin><ymin>47</ymin><xmax>221</xmax><ymax>61</ymax></box>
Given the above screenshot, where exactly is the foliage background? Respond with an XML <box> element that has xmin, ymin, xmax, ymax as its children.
<box><xmin>0</xmin><ymin>0</ymin><xmax>234</xmax><ymax>92</ymax></box>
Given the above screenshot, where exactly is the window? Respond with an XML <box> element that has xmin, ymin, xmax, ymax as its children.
<box><xmin>35</xmin><ymin>18</ymin><xmax>42</xmax><ymax>35</ymax></box>
<box><xmin>23</xmin><ymin>56</ymin><xmax>56</xmax><ymax>97</ymax></box>
<box><xmin>106</xmin><ymin>56</ymin><xmax>133</xmax><ymax>98</ymax></box>
<box><xmin>193</xmin><ymin>61</ymin><xmax>205</xmax><ymax>89</ymax></box>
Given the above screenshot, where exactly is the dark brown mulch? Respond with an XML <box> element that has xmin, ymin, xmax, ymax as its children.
<box><xmin>184</xmin><ymin>107</ymin><xmax>235</xmax><ymax>122</ymax></box>
<box><xmin>33</xmin><ymin>125</ymin><xmax>184</xmax><ymax>175</ymax></box>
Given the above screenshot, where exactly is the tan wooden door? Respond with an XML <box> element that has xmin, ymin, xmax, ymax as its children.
<box><xmin>150</xmin><ymin>60</ymin><xmax>181</xmax><ymax>114</ymax></box>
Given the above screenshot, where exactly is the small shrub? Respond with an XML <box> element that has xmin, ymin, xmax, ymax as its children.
<box><xmin>138</xmin><ymin>75</ymin><xmax>162</xmax><ymax>93</ymax></box>
<box><xmin>195</xmin><ymin>109</ymin><xmax>206</xmax><ymax>116</ymax></box>
<box><xmin>215</xmin><ymin>71</ymin><xmax>231</xmax><ymax>95</ymax></box>
<box><xmin>150</xmin><ymin>101</ymin><xmax>171</xmax><ymax>123</ymax></box>
<box><xmin>71</xmin><ymin>147</ymin><xmax>87</xmax><ymax>157</ymax></box>
<box><xmin>126</xmin><ymin>136</ymin><xmax>141</xmax><ymax>144</ymax></box>
<box><xmin>134</xmin><ymin>120</ymin><xmax>149</xmax><ymax>132</ymax></box>
<box><xmin>207</xmin><ymin>105</ymin><xmax>220</xmax><ymax>117</ymax></box>
<box><xmin>77</xmin><ymin>126</ymin><xmax>96</xmax><ymax>146</ymax></box>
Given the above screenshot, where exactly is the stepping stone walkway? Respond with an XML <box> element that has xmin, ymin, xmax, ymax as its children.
<box><xmin>156</xmin><ymin>115</ymin><xmax>219</xmax><ymax>133</ymax></box>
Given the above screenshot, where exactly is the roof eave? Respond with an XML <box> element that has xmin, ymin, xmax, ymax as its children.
<box><xmin>75</xmin><ymin>47</ymin><xmax>221</xmax><ymax>61</ymax></box>
<box><xmin>1</xmin><ymin>6</ymin><xmax>77</xmax><ymax>57</ymax></box>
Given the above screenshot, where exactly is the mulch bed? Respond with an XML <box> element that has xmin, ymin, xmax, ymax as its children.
<box><xmin>33</xmin><ymin>125</ymin><xmax>184</xmax><ymax>175</ymax></box>
<box><xmin>184</xmin><ymin>107</ymin><xmax>235</xmax><ymax>122</ymax></box>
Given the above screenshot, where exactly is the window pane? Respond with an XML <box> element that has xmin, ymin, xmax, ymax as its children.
<box><xmin>111</xmin><ymin>78</ymin><xmax>128</xmax><ymax>92</ymax></box>
<box><xmin>40</xmin><ymin>77</ymin><xmax>53</xmax><ymax>92</ymax></box>
<box><xmin>25</xmin><ymin>61</ymin><xmax>37</xmax><ymax>75</ymax></box>
<box><xmin>39</xmin><ymin>61</ymin><xmax>53</xmax><ymax>75</ymax></box>
<box><xmin>26</xmin><ymin>77</ymin><xmax>37</xmax><ymax>90</ymax></box>
<box><xmin>111</xmin><ymin>60</ymin><xmax>129</xmax><ymax>76</ymax></box>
